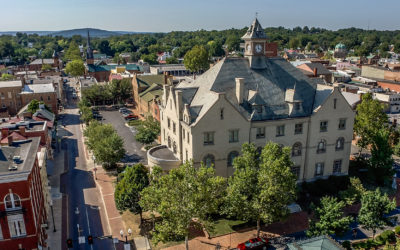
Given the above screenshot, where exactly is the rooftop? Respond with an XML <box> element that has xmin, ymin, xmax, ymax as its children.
<box><xmin>87</xmin><ymin>64</ymin><xmax>142</xmax><ymax>73</ymax></box>
<box><xmin>287</xmin><ymin>235</ymin><xmax>344</xmax><ymax>250</ymax></box>
<box><xmin>30</xmin><ymin>58</ymin><xmax>55</xmax><ymax>65</ymax></box>
<box><xmin>0</xmin><ymin>80</ymin><xmax>23</xmax><ymax>88</ymax></box>
<box><xmin>0</xmin><ymin>137</ymin><xmax>40</xmax><ymax>175</ymax></box>
<box><xmin>21</xmin><ymin>83</ymin><xmax>55</xmax><ymax>94</ymax></box>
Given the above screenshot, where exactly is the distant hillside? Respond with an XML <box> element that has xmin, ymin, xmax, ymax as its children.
<box><xmin>49</xmin><ymin>28</ymin><xmax>121</xmax><ymax>37</ymax></box>
<box><xmin>0</xmin><ymin>28</ymin><xmax>144</xmax><ymax>37</ymax></box>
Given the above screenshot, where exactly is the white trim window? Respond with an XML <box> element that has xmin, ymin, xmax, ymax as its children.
<box><xmin>4</xmin><ymin>193</ymin><xmax>21</xmax><ymax>211</ymax></box>
<box><xmin>8</xmin><ymin>214</ymin><xmax>26</xmax><ymax>238</ymax></box>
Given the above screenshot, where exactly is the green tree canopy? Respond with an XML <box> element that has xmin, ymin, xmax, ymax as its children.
<box><xmin>108</xmin><ymin>78</ymin><xmax>132</xmax><ymax>104</ymax></box>
<box><xmin>41</xmin><ymin>64</ymin><xmax>52</xmax><ymax>71</ymax></box>
<box><xmin>369</xmin><ymin>128</ymin><xmax>394</xmax><ymax>185</ymax></box>
<box><xmin>135</xmin><ymin>116</ymin><xmax>160</xmax><ymax>145</ymax></box>
<box><xmin>27</xmin><ymin>99</ymin><xmax>51</xmax><ymax>114</ymax></box>
<box><xmin>358</xmin><ymin>188</ymin><xmax>396</xmax><ymax>238</ymax></box>
<box><xmin>225</xmin><ymin>35</ymin><xmax>240</xmax><ymax>52</ymax></box>
<box><xmin>64</xmin><ymin>41</ymin><xmax>81</xmax><ymax>61</ymax></box>
<box><xmin>115</xmin><ymin>163</ymin><xmax>149</xmax><ymax>225</ymax></box>
<box><xmin>0</xmin><ymin>73</ymin><xmax>15</xmax><ymax>81</ymax></box>
<box><xmin>307</xmin><ymin>196</ymin><xmax>353</xmax><ymax>237</ymax></box>
<box><xmin>184</xmin><ymin>45</ymin><xmax>209</xmax><ymax>73</ymax></box>
<box><xmin>140</xmin><ymin>162</ymin><xmax>226</xmax><ymax>248</ymax></box>
<box><xmin>224</xmin><ymin>142</ymin><xmax>297</xmax><ymax>237</ymax></box>
<box><xmin>354</xmin><ymin>92</ymin><xmax>388</xmax><ymax>150</ymax></box>
<box><xmin>65</xmin><ymin>59</ymin><xmax>85</xmax><ymax>77</ymax></box>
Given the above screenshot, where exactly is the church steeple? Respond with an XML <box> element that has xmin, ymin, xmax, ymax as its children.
<box><xmin>242</xmin><ymin>18</ymin><xmax>268</xmax><ymax>69</ymax></box>
<box><xmin>86</xmin><ymin>29</ymin><xmax>94</xmax><ymax>64</ymax></box>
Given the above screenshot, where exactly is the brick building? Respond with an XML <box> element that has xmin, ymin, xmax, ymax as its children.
<box><xmin>0</xmin><ymin>80</ymin><xmax>23</xmax><ymax>116</ymax></box>
<box><xmin>0</xmin><ymin>137</ymin><xmax>48</xmax><ymax>250</ymax></box>
<box><xmin>28</xmin><ymin>52</ymin><xmax>61</xmax><ymax>71</ymax></box>
<box><xmin>131</xmin><ymin>73</ymin><xmax>172</xmax><ymax>120</ymax></box>
<box><xmin>20</xmin><ymin>84</ymin><xmax>58</xmax><ymax>114</ymax></box>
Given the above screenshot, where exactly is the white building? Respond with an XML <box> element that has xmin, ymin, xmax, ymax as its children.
<box><xmin>148</xmin><ymin>19</ymin><xmax>355</xmax><ymax>182</ymax></box>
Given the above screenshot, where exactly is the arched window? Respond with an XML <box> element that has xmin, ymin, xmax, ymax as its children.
<box><xmin>317</xmin><ymin>139</ymin><xmax>326</xmax><ymax>153</ymax></box>
<box><xmin>227</xmin><ymin>151</ymin><xmax>239</xmax><ymax>167</ymax></box>
<box><xmin>167</xmin><ymin>137</ymin><xmax>171</xmax><ymax>148</ymax></box>
<box><xmin>4</xmin><ymin>193</ymin><xmax>21</xmax><ymax>210</ymax></box>
<box><xmin>203</xmin><ymin>154</ymin><xmax>215</xmax><ymax>168</ymax></box>
<box><xmin>173</xmin><ymin>141</ymin><xmax>177</xmax><ymax>154</ymax></box>
<box><xmin>335</xmin><ymin>137</ymin><xmax>344</xmax><ymax>151</ymax></box>
<box><xmin>292</xmin><ymin>142</ymin><xmax>302</xmax><ymax>157</ymax></box>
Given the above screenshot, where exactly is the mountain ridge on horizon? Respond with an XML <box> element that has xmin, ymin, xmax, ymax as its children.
<box><xmin>0</xmin><ymin>28</ymin><xmax>151</xmax><ymax>37</ymax></box>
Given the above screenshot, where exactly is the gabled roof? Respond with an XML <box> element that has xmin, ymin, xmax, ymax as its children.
<box><xmin>1</xmin><ymin>132</ymin><xmax>27</xmax><ymax>144</ymax></box>
<box><xmin>287</xmin><ymin>235</ymin><xmax>344</xmax><ymax>250</ymax></box>
<box><xmin>241</xmin><ymin>18</ymin><xmax>267</xmax><ymax>40</ymax></box>
<box><xmin>300</xmin><ymin>63</ymin><xmax>331</xmax><ymax>75</ymax></box>
<box><xmin>176</xmin><ymin>57</ymin><xmax>317</xmax><ymax>124</ymax></box>
<box><xmin>34</xmin><ymin>107</ymin><xmax>55</xmax><ymax>122</ymax></box>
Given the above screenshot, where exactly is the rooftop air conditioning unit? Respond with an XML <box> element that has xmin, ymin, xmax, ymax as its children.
<box><xmin>8</xmin><ymin>165</ymin><xmax>18</xmax><ymax>171</ymax></box>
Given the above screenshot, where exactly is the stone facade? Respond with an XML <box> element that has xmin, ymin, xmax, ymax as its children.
<box><xmin>151</xmin><ymin>19</ymin><xmax>355</xmax><ymax>182</ymax></box>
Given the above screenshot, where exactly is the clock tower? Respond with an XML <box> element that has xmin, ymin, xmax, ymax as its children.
<box><xmin>242</xmin><ymin>18</ymin><xmax>267</xmax><ymax>69</ymax></box>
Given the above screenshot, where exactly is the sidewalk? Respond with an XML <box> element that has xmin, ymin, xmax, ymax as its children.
<box><xmin>46</xmin><ymin>145</ymin><xmax>65</xmax><ymax>249</ymax></box>
<box><xmin>80</xmin><ymin>124</ymin><xmax>145</xmax><ymax>249</ymax></box>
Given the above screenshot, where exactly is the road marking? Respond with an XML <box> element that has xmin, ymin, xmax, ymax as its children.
<box><xmin>108</xmin><ymin>216</ymin><xmax>122</xmax><ymax>220</ymax></box>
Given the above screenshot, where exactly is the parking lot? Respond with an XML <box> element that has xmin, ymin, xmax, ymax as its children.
<box><xmin>99</xmin><ymin>110</ymin><xmax>147</xmax><ymax>165</ymax></box>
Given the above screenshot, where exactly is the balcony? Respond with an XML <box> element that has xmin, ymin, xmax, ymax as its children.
<box><xmin>147</xmin><ymin>145</ymin><xmax>181</xmax><ymax>172</ymax></box>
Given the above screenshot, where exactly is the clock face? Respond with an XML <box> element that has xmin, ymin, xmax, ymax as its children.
<box><xmin>255</xmin><ymin>44</ymin><xmax>263</xmax><ymax>53</ymax></box>
<box><xmin>246</xmin><ymin>44</ymin><xmax>251</xmax><ymax>52</ymax></box>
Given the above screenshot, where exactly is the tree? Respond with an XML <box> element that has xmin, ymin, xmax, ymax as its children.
<box><xmin>339</xmin><ymin>177</ymin><xmax>366</xmax><ymax>205</ymax></box>
<box><xmin>27</xmin><ymin>99</ymin><xmax>51</xmax><ymax>114</ymax></box>
<box><xmin>139</xmin><ymin>162</ymin><xmax>226</xmax><ymax>249</ymax></box>
<box><xmin>0</xmin><ymin>73</ymin><xmax>15</xmax><ymax>81</ymax></box>
<box><xmin>224</xmin><ymin>142</ymin><xmax>297</xmax><ymax>238</ymax></box>
<box><xmin>207</xmin><ymin>40</ymin><xmax>225</xmax><ymax>57</ymax></box>
<box><xmin>79</xmin><ymin>105</ymin><xmax>93</xmax><ymax>125</ymax></box>
<box><xmin>64</xmin><ymin>41</ymin><xmax>81</xmax><ymax>61</ymax></box>
<box><xmin>166</xmin><ymin>56</ymin><xmax>178</xmax><ymax>64</ymax></box>
<box><xmin>115</xmin><ymin>164</ymin><xmax>149</xmax><ymax>226</ymax></box>
<box><xmin>354</xmin><ymin>93</ymin><xmax>388</xmax><ymax>151</ymax></box>
<box><xmin>41</xmin><ymin>64</ymin><xmax>52</xmax><ymax>71</ymax></box>
<box><xmin>307</xmin><ymin>196</ymin><xmax>352</xmax><ymax>237</ymax></box>
<box><xmin>84</xmin><ymin>121</ymin><xmax>126</xmax><ymax>169</ymax></box>
<box><xmin>289</xmin><ymin>37</ymin><xmax>301</xmax><ymax>49</ymax></box>
<box><xmin>225</xmin><ymin>35</ymin><xmax>240</xmax><ymax>52</ymax></box>
<box><xmin>369</xmin><ymin>128</ymin><xmax>394</xmax><ymax>186</ymax></box>
<box><xmin>98</xmin><ymin>40</ymin><xmax>113</xmax><ymax>56</ymax></box>
<box><xmin>184</xmin><ymin>45</ymin><xmax>209</xmax><ymax>73</ymax></box>
<box><xmin>141</xmin><ymin>54</ymin><xmax>158</xmax><ymax>65</ymax></box>
<box><xmin>65</xmin><ymin>59</ymin><xmax>85</xmax><ymax>78</ymax></box>
<box><xmin>135</xmin><ymin>116</ymin><xmax>160</xmax><ymax>146</ymax></box>
<box><xmin>108</xmin><ymin>79</ymin><xmax>132</xmax><ymax>104</ymax></box>
<box><xmin>358</xmin><ymin>188</ymin><xmax>396</xmax><ymax>239</ymax></box>
<box><xmin>92</xmin><ymin>132</ymin><xmax>126</xmax><ymax>169</ymax></box>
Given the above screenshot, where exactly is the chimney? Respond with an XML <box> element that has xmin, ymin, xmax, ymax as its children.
<box><xmin>164</xmin><ymin>72</ymin><xmax>169</xmax><ymax>85</ymax></box>
<box><xmin>176</xmin><ymin>90</ymin><xmax>183</xmax><ymax>113</ymax></box>
<box><xmin>1</xmin><ymin>128</ymin><xmax>9</xmax><ymax>138</ymax></box>
<box><xmin>19</xmin><ymin>126</ymin><xmax>26</xmax><ymax>136</ymax></box>
<box><xmin>235</xmin><ymin>78</ymin><xmax>245</xmax><ymax>104</ymax></box>
<box><xmin>7</xmin><ymin>135</ymin><xmax>13</xmax><ymax>146</ymax></box>
<box><xmin>313</xmin><ymin>67</ymin><xmax>318</xmax><ymax>77</ymax></box>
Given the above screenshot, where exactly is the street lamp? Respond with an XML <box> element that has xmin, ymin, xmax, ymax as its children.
<box><xmin>49</xmin><ymin>199</ymin><xmax>56</xmax><ymax>232</ymax></box>
<box><xmin>120</xmin><ymin>228</ymin><xmax>132</xmax><ymax>243</ymax></box>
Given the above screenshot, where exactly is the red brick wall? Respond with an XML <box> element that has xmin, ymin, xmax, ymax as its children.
<box><xmin>265</xmin><ymin>42</ymin><xmax>278</xmax><ymax>57</ymax></box>
<box><xmin>20</xmin><ymin>92</ymin><xmax>58</xmax><ymax>114</ymax></box>
<box><xmin>0</xmin><ymin>158</ymin><xmax>47</xmax><ymax>249</ymax></box>
<box><xmin>384</xmin><ymin>71</ymin><xmax>400</xmax><ymax>82</ymax></box>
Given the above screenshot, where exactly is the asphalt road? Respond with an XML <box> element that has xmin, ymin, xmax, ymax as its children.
<box><xmin>60</xmin><ymin>86</ymin><xmax>117</xmax><ymax>250</ymax></box>
<box><xmin>100</xmin><ymin>110</ymin><xmax>147</xmax><ymax>165</ymax></box>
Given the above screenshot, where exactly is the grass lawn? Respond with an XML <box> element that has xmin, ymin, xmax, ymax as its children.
<box><xmin>127</xmin><ymin>119</ymin><xmax>141</xmax><ymax>126</ymax></box>
<box><xmin>208</xmin><ymin>219</ymin><xmax>247</xmax><ymax>238</ymax></box>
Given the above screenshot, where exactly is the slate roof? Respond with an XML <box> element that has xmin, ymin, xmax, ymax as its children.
<box><xmin>140</xmin><ymin>83</ymin><xmax>163</xmax><ymax>102</ymax></box>
<box><xmin>87</xmin><ymin>64</ymin><xmax>142</xmax><ymax>73</ymax></box>
<box><xmin>242</xmin><ymin>18</ymin><xmax>267</xmax><ymax>40</ymax></box>
<box><xmin>176</xmin><ymin>57</ymin><xmax>317</xmax><ymax>124</ymax></box>
<box><xmin>301</xmin><ymin>63</ymin><xmax>332</xmax><ymax>75</ymax></box>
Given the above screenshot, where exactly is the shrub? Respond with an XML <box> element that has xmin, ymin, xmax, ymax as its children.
<box><xmin>379</xmin><ymin>230</ymin><xmax>396</xmax><ymax>243</ymax></box>
<box><xmin>342</xmin><ymin>240</ymin><xmax>351</xmax><ymax>250</ymax></box>
<box><xmin>395</xmin><ymin>226</ymin><xmax>400</xmax><ymax>235</ymax></box>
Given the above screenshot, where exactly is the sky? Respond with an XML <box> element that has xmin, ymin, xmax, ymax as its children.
<box><xmin>2</xmin><ymin>0</ymin><xmax>400</xmax><ymax>32</ymax></box>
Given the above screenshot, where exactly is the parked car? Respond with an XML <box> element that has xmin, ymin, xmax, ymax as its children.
<box><xmin>124</xmin><ymin>114</ymin><xmax>138</xmax><ymax>120</ymax></box>
<box><xmin>237</xmin><ymin>237</ymin><xmax>269</xmax><ymax>250</ymax></box>
<box><xmin>93</xmin><ymin>114</ymin><xmax>103</xmax><ymax>120</ymax></box>
<box><xmin>119</xmin><ymin>107</ymin><xmax>128</xmax><ymax>113</ymax></box>
<box><xmin>122</xmin><ymin>111</ymin><xmax>133</xmax><ymax>117</ymax></box>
